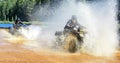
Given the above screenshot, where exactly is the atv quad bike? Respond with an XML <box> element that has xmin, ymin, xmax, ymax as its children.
<box><xmin>9</xmin><ymin>24</ymin><xmax>29</xmax><ymax>36</ymax></box>
<box><xmin>55</xmin><ymin>26</ymin><xmax>86</xmax><ymax>53</ymax></box>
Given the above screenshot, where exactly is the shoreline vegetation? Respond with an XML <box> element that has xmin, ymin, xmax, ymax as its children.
<box><xmin>0</xmin><ymin>21</ymin><xmax>45</xmax><ymax>26</ymax></box>
<box><xmin>0</xmin><ymin>21</ymin><xmax>31</xmax><ymax>24</ymax></box>
<box><xmin>0</xmin><ymin>0</ymin><xmax>62</xmax><ymax>21</ymax></box>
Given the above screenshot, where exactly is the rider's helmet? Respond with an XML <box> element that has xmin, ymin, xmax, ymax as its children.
<box><xmin>71</xmin><ymin>15</ymin><xmax>77</xmax><ymax>20</ymax></box>
<box><xmin>15</xmin><ymin>18</ymin><xmax>21</xmax><ymax>24</ymax></box>
<box><xmin>71</xmin><ymin>15</ymin><xmax>77</xmax><ymax>24</ymax></box>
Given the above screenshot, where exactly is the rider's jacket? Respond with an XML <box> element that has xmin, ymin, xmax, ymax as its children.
<box><xmin>13</xmin><ymin>22</ymin><xmax>23</xmax><ymax>29</ymax></box>
<box><xmin>64</xmin><ymin>19</ymin><xmax>83</xmax><ymax>33</ymax></box>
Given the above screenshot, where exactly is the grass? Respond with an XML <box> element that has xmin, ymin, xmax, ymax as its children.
<box><xmin>0</xmin><ymin>21</ymin><xmax>46</xmax><ymax>26</ymax></box>
<box><xmin>0</xmin><ymin>21</ymin><xmax>31</xmax><ymax>24</ymax></box>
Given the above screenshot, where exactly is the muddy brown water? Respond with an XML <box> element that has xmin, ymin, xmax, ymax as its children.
<box><xmin>0</xmin><ymin>39</ymin><xmax>120</xmax><ymax>63</ymax></box>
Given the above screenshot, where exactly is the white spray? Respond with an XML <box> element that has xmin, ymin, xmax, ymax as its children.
<box><xmin>78</xmin><ymin>0</ymin><xmax>119</xmax><ymax>56</ymax></box>
<box><xmin>35</xmin><ymin>0</ymin><xmax>118</xmax><ymax>56</ymax></box>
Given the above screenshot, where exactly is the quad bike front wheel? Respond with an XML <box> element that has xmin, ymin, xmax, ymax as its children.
<box><xmin>68</xmin><ymin>38</ymin><xmax>77</xmax><ymax>53</ymax></box>
<box><xmin>64</xmin><ymin>33</ymin><xmax>77</xmax><ymax>53</ymax></box>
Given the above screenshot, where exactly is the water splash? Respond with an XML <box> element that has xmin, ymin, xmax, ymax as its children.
<box><xmin>79</xmin><ymin>0</ymin><xmax>118</xmax><ymax>56</ymax></box>
<box><xmin>37</xmin><ymin>0</ymin><xmax>118</xmax><ymax>56</ymax></box>
<box><xmin>18</xmin><ymin>25</ymin><xmax>42</xmax><ymax>40</ymax></box>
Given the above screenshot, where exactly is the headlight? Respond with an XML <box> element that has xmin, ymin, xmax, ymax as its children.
<box><xmin>73</xmin><ymin>27</ymin><xmax>77</xmax><ymax>31</ymax></box>
<box><xmin>76</xmin><ymin>25</ymin><xmax>79</xmax><ymax>28</ymax></box>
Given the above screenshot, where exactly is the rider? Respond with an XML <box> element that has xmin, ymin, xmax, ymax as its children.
<box><xmin>13</xmin><ymin>18</ymin><xmax>23</xmax><ymax>29</ymax></box>
<box><xmin>64</xmin><ymin>15</ymin><xmax>84</xmax><ymax>43</ymax></box>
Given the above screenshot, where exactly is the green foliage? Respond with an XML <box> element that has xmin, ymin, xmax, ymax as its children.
<box><xmin>0</xmin><ymin>21</ymin><xmax>31</xmax><ymax>24</ymax></box>
<box><xmin>0</xmin><ymin>0</ymin><xmax>17</xmax><ymax>21</ymax></box>
<box><xmin>0</xmin><ymin>0</ymin><xmax>62</xmax><ymax>22</ymax></box>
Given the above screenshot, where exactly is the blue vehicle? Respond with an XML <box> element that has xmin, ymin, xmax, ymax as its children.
<box><xmin>9</xmin><ymin>23</ymin><xmax>29</xmax><ymax>35</ymax></box>
<box><xmin>0</xmin><ymin>23</ymin><xmax>13</xmax><ymax>29</ymax></box>
<box><xmin>0</xmin><ymin>23</ymin><xmax>29</xmax><ymax>36</ymax></box>
<box><xmin>8</xmin><ymin>19</ymin><xmax>30</xmax><ymax>36</ymax></box>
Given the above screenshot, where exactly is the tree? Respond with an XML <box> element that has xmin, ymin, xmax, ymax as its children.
<box><xmin>0</xmin><ymin>0</ymin><xmax>63</xmax><ymax>21</ymax></box>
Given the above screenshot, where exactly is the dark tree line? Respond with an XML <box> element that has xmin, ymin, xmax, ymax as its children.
<box><xmin>0</xmin><ymin>0</ymin><xmax>63</xmax><ymax>21</ymax></box>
